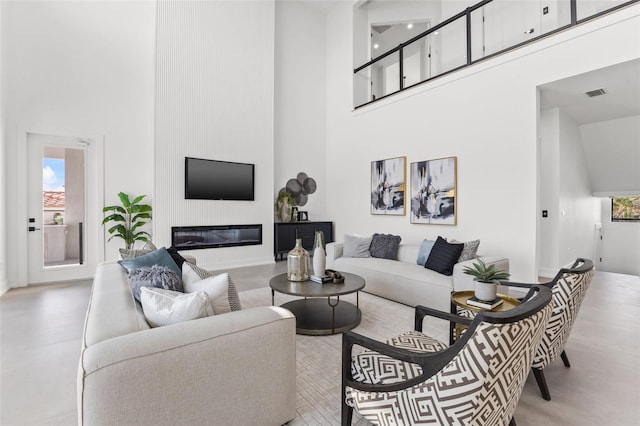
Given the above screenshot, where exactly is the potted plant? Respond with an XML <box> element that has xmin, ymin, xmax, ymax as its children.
<box><xmin>102</xmin><ymin>192</ymin><xmax>152</xmax><ymax>249</ymax></box>
<box><xmin>462</xmin><ymin>259</ymin><xmax>510</xmax><ymax>301</ymax></box>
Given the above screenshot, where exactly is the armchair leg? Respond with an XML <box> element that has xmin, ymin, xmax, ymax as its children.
<box><xmin>341</xmin><ymin>402</ymin><xmax>353</xmax><ymax>426</ymax></box>
<box><xmin>532</xmin><ymin>368</ymin><xmax>551</xmax><ymax>401</ymax></box>
<box><xmin>560</xmin><ymin>350</ymin><xmax>571</xmax><ymax>368</ymax></box>
<box><xmin>509</xmin><ymin>417</ymin><xmax>517</xmax><ymax>426</ymax></box>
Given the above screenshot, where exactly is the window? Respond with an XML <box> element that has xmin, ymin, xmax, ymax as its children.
<box><xmin>611</xmin><ymin>197</ymin><xmax>640</xmax><ymax>222</ymax></box>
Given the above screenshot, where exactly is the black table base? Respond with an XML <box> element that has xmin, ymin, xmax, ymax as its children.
<box><xmin>280</xmin><ymin>297</ymin><xmax>361</xmax><ymax>336</ymax></box>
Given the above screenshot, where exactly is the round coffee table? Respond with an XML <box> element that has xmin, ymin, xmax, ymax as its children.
<box><xmin>269</xmin><ymin>272</ymin><xmax>365</xmax><ymax>336</ymax></box>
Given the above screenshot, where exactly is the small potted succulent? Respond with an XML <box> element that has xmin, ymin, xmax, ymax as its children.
<box><xmin>463</xmin><ymin>259</ymin><xmax>510</xmax><ymax>301</ymax></box>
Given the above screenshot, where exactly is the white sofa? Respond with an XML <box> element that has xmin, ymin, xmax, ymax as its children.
<box><xmin>77</xmin><ymin>261</ymin><xmax>297</xmax><ymax>426</ymax></box>
<box><xmin>326</xmin><ymin>242</ymin><xmax>509</xmax><ymax>312</ymax></box>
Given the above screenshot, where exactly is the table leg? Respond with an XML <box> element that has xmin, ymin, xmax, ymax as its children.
<box><xmin>271</xmin><ymin>289</ymin><xmax>275</xmax><ymax>306</ymax></box>
<box><xmin>328</xmin><ymin>296</ymin><xmax>340</xmax><ymax>334</ymax></box>
<box><xmin>449</xmin><ymin>299</ymin><xmax>456</xmax><ymax>346</ymax></box>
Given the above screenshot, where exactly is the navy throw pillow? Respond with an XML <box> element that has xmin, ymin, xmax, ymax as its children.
<box><xmin>425</xmin><ymin>236</ymin><xmax>464</xmax><ymax>276</ymax></box>
<box><xmin>166</xmin><ymin>246</ymin><xmax>188</xmax><ymax>270</ymax></box>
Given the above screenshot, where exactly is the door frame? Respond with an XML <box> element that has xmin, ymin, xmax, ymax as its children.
<box><xmin>16</xmin><ymin>128</ymin><xmax>104</xmax><ymax>286</ymax></box>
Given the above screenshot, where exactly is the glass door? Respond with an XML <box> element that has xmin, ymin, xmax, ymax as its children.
<box><xmin>27</xmin><ymin>133</ymin><xmax>88</xmax><ymax>283</ymax></box>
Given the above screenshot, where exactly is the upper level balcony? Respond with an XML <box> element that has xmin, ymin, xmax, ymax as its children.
<box><xmin>353</xmin><ymin>0</ymin><xmax>639</xmax><ymax>109</ymax></box>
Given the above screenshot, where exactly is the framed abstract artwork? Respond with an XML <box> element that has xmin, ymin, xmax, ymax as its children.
<box><xmin>410</xmin><ymin>156</ymin><xmax>457</xmax><ymax>225</ymax></box>
<box><xmin>371</xmin><ymin>156</ymin><xmax>406</xmax><ymax>215</ymax></box>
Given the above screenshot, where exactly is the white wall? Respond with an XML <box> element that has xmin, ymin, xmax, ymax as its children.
<box><xmin>580</xmin><ymin>115</ymin><xmax>640</xmax><ymax>194</ymax></box>
<box><xmin>154</xmin><ymin>0</ymin><xmax>275</xmax><ymax>269</ymax></box>
<box><xmin>326</xmin><ymin>2</ymin><xmax>640</xmax><ymax>281</ymax></box>
<box><xmin>600</xmin><ymin>198</ymin><xmax>640</xmax><ymax>276</ymax></box>
<box><xmin>540</xmin><ymin>107</ymin><xmax>600</xmax><ymax>278</ymax></box>
<box><xmin>539</xmin><ymin>108</ymin><xmax>560</xmax><ymax>275</ymax></box>
<box><xmin>557</xmin><ymin>109</ymin><xmax>599</xmax><ymax>267</ymax></box>
<box><xmin>2</xmin><ymin>1</ymin><xmax>156</xmax><ymax>286</ymax></box>
<box><xmin>274</xmin><ymin>1</ymin><xmax>327</xmax><ymax>222</ymax></box>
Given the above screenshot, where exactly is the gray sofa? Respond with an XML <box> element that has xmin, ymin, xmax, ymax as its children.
<box><xmin>326</xmin><ymin>242</ymin><xmax>509</xmax><ymax>312</ymax></box>
<box><xmin>77</xmin><ymin>261</ymin><xmax>296</xmax><ymax>426</ymax></box>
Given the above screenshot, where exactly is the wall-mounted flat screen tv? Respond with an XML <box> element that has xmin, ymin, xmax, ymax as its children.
<box><xmin>185</xmin><ymin>157</ymin><xmax>255</xmax><ymax>201</ymax></box>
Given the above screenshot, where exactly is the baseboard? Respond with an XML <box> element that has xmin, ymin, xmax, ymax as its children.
<box><xmin>538</xmin><ymin>268</ymin><xmax>558</xmax><ymax>279</ymax></box>
<box><xmin>0</xmin><ymin>278</ymin><xmax>9</xmax><ymax>297</ymax></box>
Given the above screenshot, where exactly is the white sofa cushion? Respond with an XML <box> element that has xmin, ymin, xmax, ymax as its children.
<box><xmin>183</xmin><ymin>271</ymin><xmax>232</xmax><ymax>315</ymax></box>
<box><xmin>336</xmin><ymin>256</ymin><xmax>453</xmax><ymax>289</ymax></box>
<box><xmin>182</xmin><ymin>262</ymin><xmax>242</xmax><ymax>313</ymax></box>
<box><xmin>343</xmin><ymin>234</ymin><xmax>372</xmax><ymax>257</ymax></box>
<box><xmin>141</xmin><ymin>287</ymin><xmax>213</xmax><ymax>327</ymax></box>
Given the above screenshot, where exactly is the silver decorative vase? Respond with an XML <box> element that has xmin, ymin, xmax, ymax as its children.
<box><xmin>287</xmin><ymin>239</ymin><xmax>310</xmax><ymax>281</ymax></box>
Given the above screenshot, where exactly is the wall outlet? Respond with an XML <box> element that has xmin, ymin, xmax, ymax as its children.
<box><xmin>543</xmin><ymin>6</ymin><xmax>549</xmax><ymax>15</ymax></box>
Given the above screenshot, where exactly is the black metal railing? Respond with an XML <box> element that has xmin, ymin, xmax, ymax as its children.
<box><xmin>354</xmin><ymin>0</ymin><xmax>639</xmax><ymax>108</ymax></box>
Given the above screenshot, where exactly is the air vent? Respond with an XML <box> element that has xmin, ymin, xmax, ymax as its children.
<box><xmin>585</xmin><ymin>88</ymin><xmax>606</xmax><ymax>97</ymax></box>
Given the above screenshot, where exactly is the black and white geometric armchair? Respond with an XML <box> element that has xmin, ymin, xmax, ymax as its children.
<box><xmin>507</xmin><ymin>258</ymin><xmax>594</xmax><ymax>400</ymax></box>
<box><xmin>341</xmin><ymin>284</ymin><xmax>553</xmax><ymax>426</ymax></box>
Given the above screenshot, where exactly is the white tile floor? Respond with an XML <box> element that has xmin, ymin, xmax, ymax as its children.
<box><xmin>1</xmin><ymin>263</ymin><xmax>639</xmax><ymax>425</ymax></box>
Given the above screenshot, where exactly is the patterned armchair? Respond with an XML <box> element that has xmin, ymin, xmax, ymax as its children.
<box><xmin>342</xmin><ymin>284</ymin><xmax>553</xmax><ymax>426</ymax></box>
<box><xmin>507</xmin><ymin>258</ymin><xmax>594</xmax><ymax>400</ymax></box>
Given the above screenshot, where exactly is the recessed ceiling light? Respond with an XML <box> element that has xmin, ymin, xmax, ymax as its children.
<box><xmin>407</xmin><ymin>23</ymin><xmax>413</xmax><ymax>29</ymax></box>
<box><xmin>434</xmin><ymin>31</ymin><xmax>439</xmax><ymax>35</ymax></box>
<box><xmin>373</xmin><ymin>43</ymin><xmax>379</xmax><ymax>49</ymax></box>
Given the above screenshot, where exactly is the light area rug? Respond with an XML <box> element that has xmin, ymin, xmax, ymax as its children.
<box><xmin>239</xmin><ymin>287</ymin><xmax>450</xmax><ymax>426</ymax></box>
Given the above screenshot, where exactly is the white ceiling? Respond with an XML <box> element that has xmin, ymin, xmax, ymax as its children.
<box><xmin>539</xmin><ymin>59</ymin><xmax>640</xmax><ymax>125</ymax></box>
<box><xmin>540</xmin><ymin>59</ymin><xmax>640</xmax><ymax>195</ymax></box>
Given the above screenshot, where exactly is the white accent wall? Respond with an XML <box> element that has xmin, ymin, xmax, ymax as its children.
<box><xmin>326</xmin><ymin>3</ymin><xmax>640</xmax><ymax>281</ymax></box>
<box><xmin>154</xmin><ymin>0</ymin><xmax>275</xmax><ymax>269</ymax></box>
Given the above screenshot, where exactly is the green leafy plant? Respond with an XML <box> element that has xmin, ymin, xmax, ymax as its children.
<box><xmin>102</xmin><ymin>192</ymin><xmax>152</xmax><ymax>249</ymax></box>
<box><xmin>463</xmin><ymin>259</ymin><xmax>510</xmax><ymax>283</ymax></box>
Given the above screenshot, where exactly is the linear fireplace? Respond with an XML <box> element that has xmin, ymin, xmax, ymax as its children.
<box><xmin>171</xmin><ymin>224</ymin><xmax>262</xmax><ymax>250</ymax></box>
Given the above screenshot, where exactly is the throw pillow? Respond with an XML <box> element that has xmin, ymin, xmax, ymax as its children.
<box><xmin>343</xmin><ymin>234</ymin><xmax>372</xmax><ymax>258</ymax></box>
<box><xmin>182</xmin><ymin>262</ymin><xmax>242</xmax><ymax>313</ymax></box>
<box><xmin>140</xmin><ymin>287</ymin><xmax>213</xmax><ymax>328</ymax></box>
<box><xmin>119</xmin><ymin>241</ymin><xmax>158</xmax><ymax>260</ymax></box>
<box><xmin>369</xmin><ymin>233</ymin><xmax>402</xmax><ymax>260</ymax></box>
<box><xmin>416</xmin><ymin>239</ymin><xmax>436</xmax><ymax>265</ymax></box>
<box><xmin>425</xmin><ymin>236</ymin><xmax>464</xmax><ymax>276</ymax></box>
<box><xmin>166</xmin><ymin>246</ymin><xmax>188</xmax><ymax>270</ymax></box>
<box><xmin>183</xmin><ymin>273</ymin><xmax>230</xmax><ymax>315</ymax></box>
<box><xmin>128</xmin><ymin>265</ymin><xmax>184</xmax><ymax>303</ymax></box>
<box><xmin>118</xmin><ymin>247</ymin><xmax>182</xmax><ymax>278</ymax></box>
<box><xmin>451</xmin><ymin>239</ymin><xmax>481</xmax><ymax>263</ymax></box>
